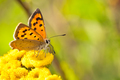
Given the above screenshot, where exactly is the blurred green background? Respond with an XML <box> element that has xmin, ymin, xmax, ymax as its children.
<box><xmin>0</xmin><ymin>0</ymin><xmax>120</xmax><ymax>80</ymax></box>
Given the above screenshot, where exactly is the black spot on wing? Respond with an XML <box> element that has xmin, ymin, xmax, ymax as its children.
<box><xmin>41</xmin><ymin>29</ymin><xmax>43</xmax><ymax>31</ymax></box>
<box><xmin>34</xmin><ymin>28</ymin><xmax>36</xmax><ymax>30</ymax></box>
<box><xmin>33</xmin><ymin>22</ymin><xmax>38</xmax><ymax>26</ymax></box>
<box><xmin>21</xmin><ymin>35</ymin><xmax>25</xmax><ymax>37</ymax></box>
<box><xmin>37</xmin><ymin>38</ymin><xmax>39</xmax><ymax>40</ymax></box>
<box><xmin>21</xmin><ymin>33</ymin><xmax>26</xmax><ymax>37</ymax></box>
<box><xmin>30</xmin><ymin>33</ymin><xmax>33</xmax><ymax>35</ymax></box>
<box><xmin>24</xmin><ymin>38</ymin><xmax>27</xmax><ymax>39</ymax></box>
<box><xmin>33</xmin><ymin>23</ymin><xmax>36</xmax><ymax>26</ymax></box>
<box><xmin>36</xmin><ymin>17</ymin><xmax>43</xmax><ymax>21</ymax></box>
<box><xmin>23</xmin><ymin>29</ymin><xmax>27</xmax><ymax>33</ymax></box>
<box><xmin>34</xmin><ymin>36</ymin><xmax>36</xmax><ymax>38</ymax></box>
<box><xmin>39</xmin><ymin>24</ymin><xmax>42</xmax><ymax>27</ymax></box>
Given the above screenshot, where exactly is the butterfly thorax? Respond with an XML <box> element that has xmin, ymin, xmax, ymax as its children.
<box><xmin>37</xmin><ymin>39</ymin><xmax>50</xmax><ymax>52</ymax></box>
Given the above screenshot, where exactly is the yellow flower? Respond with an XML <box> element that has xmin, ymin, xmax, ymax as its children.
<box><xmin>21</xmin><ymin>50</ymin><xmax>54</xmax><ymax>68</ymax></box>
<box><xmin>10</xmin><ymin>67</ymin><xmax>28</xmax><ymax>80</ymax></box>
<box><xmin>0</xmin><ymin>49</ymin><xmax>62</xmax><ymax>80</ymax></box>
<box><xmin>46</xmin><ymin>74</ymin><xmax>62</xmax><ymax>80</ymax></box>
<box><xmin>26</xmin><ymin>67</ymin><xmax>51</xmax><ymax>80</ymax></box>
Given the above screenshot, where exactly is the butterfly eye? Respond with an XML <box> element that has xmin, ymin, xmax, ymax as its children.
<box><xmin>46</xmin><ymin>40</ymin><xmax>50</xmax><ymax>44</ymax></box>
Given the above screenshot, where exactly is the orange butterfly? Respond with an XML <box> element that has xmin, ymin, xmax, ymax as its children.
<box><xmin>9</xmin><ymin>8</ymin><xmax>55</xmax><ymax>55</ymax></box>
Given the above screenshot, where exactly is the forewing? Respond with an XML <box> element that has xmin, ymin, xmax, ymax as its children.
<box><xmin>14</xmin><ymin>23</ymin><xmax>44</xmax><ymax>42</ymax></box>
<box><xmin>28</xmin><ymin>8</ymin><xmax>46</xmax><ymax>39</ymax></box>
<box><xmin>10</xmin><ymin>39</ymin><xmax>45</xmax><ymax>51</ymax></box>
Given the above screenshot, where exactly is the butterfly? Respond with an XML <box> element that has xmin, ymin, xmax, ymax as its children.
<box><xmin>9</xmin><ymin>8</ymin><xmax>55</xmax><ymax>55</ymax></box>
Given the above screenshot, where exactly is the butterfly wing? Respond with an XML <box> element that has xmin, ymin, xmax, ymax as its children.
<box><xmin>14</xmin><ymin>23</ymin><xmax>44</xmax><ymax>42</ymax></box>
<box><xmin>10</xmin><ymin>23</ymin><xmax>46</xmax><ymax>50</ymax></box>
<box><xmin>28</xmin><ymin>8</ymin><xmax>46</xmax><ymax>39</ymax></box>
<box><xmin>10</xmin><ymin>39</ymin><xmax>45</xmax><ymax>51</ymax></box>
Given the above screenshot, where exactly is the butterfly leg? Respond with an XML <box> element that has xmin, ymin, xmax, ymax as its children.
<box><xmin>36</xmin><ymin>46</ymin><xmax>45</xmax><ymax>57</ymax></box>
<box><xmin>33</xmin><ymin>47</ymin><xmax>39</xmax><ymax>57</ymax></box>
<box><xmin>49</xmin><ymin>44</ymin><xmax>55</xmax><ymax>55</ymax></box>
<box><xmin>44</xmin><ymin>46</ymin><xmax>49</xmax><ymax>57</ymax></box>
<box><xmin>36</xmin><ymin>49</ymin><xmax>41</xmax><ymax>57</ymax></box>
<box><xmin>44</xmin><ymin>50</ymin><xmax>47</xmax><ymax>57</ymax></box>
<box><xmin>34</xmin><ymin>50</ymin><xmax>36</xmax><ymax>55</ymax></box>
<box><xmin>35</xmin><ymin>46</ymin><xmax>41</xmax><ymax>57</ymax></box>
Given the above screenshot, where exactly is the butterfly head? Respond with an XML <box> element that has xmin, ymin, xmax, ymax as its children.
<box><xmin>45</xmin><ymin>39</ymin><xmax>50</xmax><ymax>44</ymax></box>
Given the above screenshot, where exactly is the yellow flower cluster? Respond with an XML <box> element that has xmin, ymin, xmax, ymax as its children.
<box><xmin>0</xmin><ymin>49</ymin><xmax>62</xmax><ymax>80</ymax></box>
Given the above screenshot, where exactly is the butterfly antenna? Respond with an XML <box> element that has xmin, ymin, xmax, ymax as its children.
<box><xmin>49</xmin><ymin>34</ymin><xmax>66</xmax><ymax>39</ymax></box>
